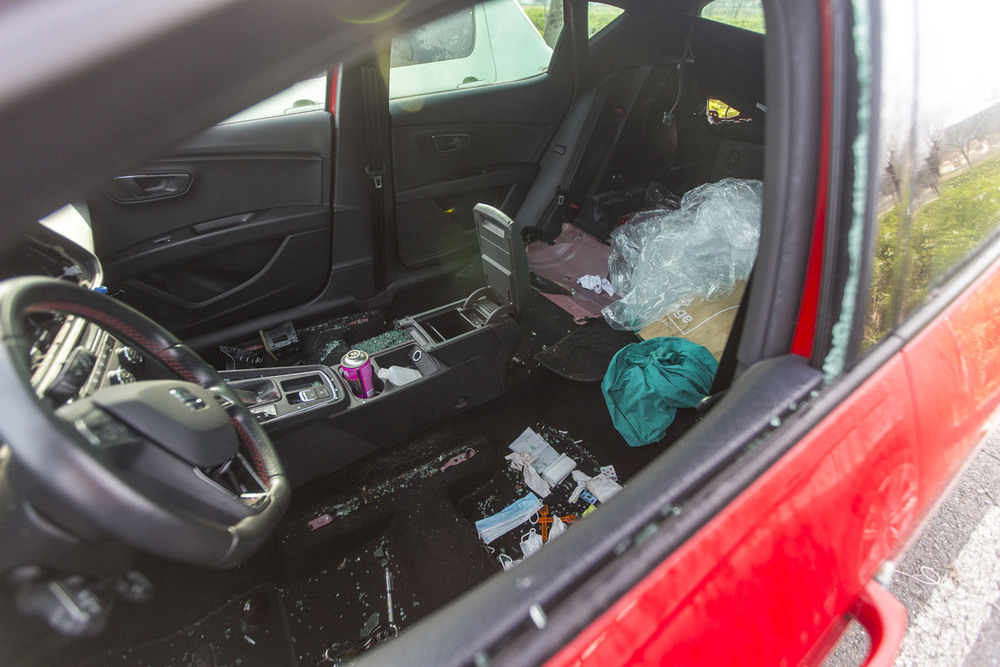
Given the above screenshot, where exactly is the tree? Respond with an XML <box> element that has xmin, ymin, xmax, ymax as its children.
<box><xmin>920</xmin><ymin>131</ymin><xmax>941</xmax><ymax>195</ymax></box>
<box><xmin>884</xmin><ymin>147</ymin><xmax>902</xmax><ymax>204</ymax></box>
<box><xmin>947</xmin><ymin>113</ymin><xmax>987</xmax><ymax>170</ymax></box>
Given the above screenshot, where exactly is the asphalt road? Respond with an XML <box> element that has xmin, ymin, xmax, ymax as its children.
<box><xmin>825</xmin><ymin>422</ymin><xmax>1000</xmax><ymax>666</ymax></box>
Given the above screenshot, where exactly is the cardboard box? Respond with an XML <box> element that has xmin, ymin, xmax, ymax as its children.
<box><xmin>637</xmin><ymin>281</ymin><xmax>746</xmax><ymax>361</ymax></box>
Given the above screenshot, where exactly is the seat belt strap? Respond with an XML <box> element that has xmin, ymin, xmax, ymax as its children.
<box><xmin>361</xmin><ymin>60</ymin><xmax>389</xmax><ymax>290</ymax></box>
<box><xmin>664</xmin><ymin>17</ymin><xmax>696</xmax><ymax>126</ymax></box>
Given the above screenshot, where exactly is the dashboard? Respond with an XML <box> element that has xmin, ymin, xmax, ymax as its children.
<box><xmin>14</xmin><ymin>224</ymin><xmax>159</xmax><ymax>408</ymax></box>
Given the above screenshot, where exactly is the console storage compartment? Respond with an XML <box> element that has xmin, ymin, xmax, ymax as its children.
<box><xmin>221</xmin><ymin>204</ymin><xmax>528</xmax><ymax>486</ymax></box>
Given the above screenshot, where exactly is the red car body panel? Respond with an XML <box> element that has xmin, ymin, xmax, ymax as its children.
<box><xmin>546</xmin><ymin>260</ymin><xmax>1000</xmax><ymax>665</ymax></box>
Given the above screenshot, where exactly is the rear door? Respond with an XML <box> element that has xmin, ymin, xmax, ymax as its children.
<box><xmin>87</xmin><ymin>103</ymin><xmax>335</xmax><ymax>339</ymax></box>
<box><xmin>387</xmin><ymin>0</ymin><xmax>574</xmax><ymax>268</ymax></box>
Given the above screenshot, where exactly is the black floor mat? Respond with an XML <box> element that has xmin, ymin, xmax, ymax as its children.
<box><xmin>80</xmin><ymin>584</ymin><xmax>296</xmax><ymax>667</ymax></box>
<box><xmin>274</xmin><ymin>435</ymin><xmax>500</xmax><ymax>665</ymax></box>
<box><xmin>536</xmin><ymin>320</ymin><xmax>638</xmax><ymax>382</ymax></box>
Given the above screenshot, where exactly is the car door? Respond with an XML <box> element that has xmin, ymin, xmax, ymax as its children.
<box><xmin>386</xmin><ymin>0</ymin><xmax>574</xmax><ymax>268</ymax></box>
<box><xmin>86</xmin><ymin>99</ymin><xmax>337</xmax><ymax>339</ymax></box>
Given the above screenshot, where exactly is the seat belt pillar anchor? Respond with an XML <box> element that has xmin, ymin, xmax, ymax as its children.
<box><xmin>366</xmin><ymin>164</ymin><xmax>385</xmax><ymax>189</ymax></box>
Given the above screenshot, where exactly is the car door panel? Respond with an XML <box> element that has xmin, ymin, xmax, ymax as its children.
<box><xmin>88</xmin><ymin>111</ymin><xmax>333</xmax><ymax>337</ymax></box>
<box><xmin>102</xmin><ymin>206</ymin><xmax>329</xmax><ymax>335</ymax></box>
<box><xmin>390</xmin><ymin>76</ymin><xmax>572</xmax><ymax>267</ymax></box>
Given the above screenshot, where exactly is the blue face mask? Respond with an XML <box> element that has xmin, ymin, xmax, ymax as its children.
<box><xmin>475</xmin><ymin>493</ymin><xmax>542</xmax><ymax>544</ymax></box>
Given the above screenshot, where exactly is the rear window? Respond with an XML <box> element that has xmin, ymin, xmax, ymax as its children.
<box><xmin>588</xmin><ymin>2</ymin><xmax>625</xmax><ymax>38</ymax></box>
<box><xmin>390</xmin><ymin>8</ymin><xmax>476</xmax><ymax>67</ymax></box>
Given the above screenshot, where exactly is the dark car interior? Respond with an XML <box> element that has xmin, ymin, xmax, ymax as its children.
<box><xmin>0</xmin><ymin>1</ymin><xmax>825</xmax><ymax>665</ymax></box>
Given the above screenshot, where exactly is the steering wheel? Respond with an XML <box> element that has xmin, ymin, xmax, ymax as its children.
<box><xmin>0</xmin><ymin>276</ymin><xmax>289</xmax><ymax>568</ymax></box>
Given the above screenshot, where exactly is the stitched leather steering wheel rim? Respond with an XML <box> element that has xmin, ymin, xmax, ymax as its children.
<box><xmin>0</xmin><ymin>276</ymin><xmax>289</xmax><ymax>568</ymax></box>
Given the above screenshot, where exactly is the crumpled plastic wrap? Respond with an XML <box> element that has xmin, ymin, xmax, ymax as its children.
<box><xmin>603</xmin><ymin>178</ymin><xmax>764</xmax><ymax>331</ymax></box>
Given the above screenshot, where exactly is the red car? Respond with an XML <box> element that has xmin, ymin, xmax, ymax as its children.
<box><xmin>0</xmin><ymin>0</ymin><xmax>998</xmax><ymax>665</ymax></box>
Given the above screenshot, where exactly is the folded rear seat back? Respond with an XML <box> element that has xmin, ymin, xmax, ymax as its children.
<box><xmin>517</xmin><ymin>59</ymin><xmax>681</xmax><ymax>242</ymax></box>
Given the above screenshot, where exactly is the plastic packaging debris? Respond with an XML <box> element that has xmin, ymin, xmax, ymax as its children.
<box><xmin>577</xmin><ymin>274</ymin><xmax>616</xmax><ymax>296</ymax></box>
<box><xmin>582</xmin><ymin>504</ymin><xmax>597</xmax><ymax>518</ymax></box>
<box><xmin>542</xmin><ymin>455</ymin><xmax>577</xmax><ymax>487</ymax></box>
<box><xmin>568</xmin><ymin>470</ymin><xmax>623</xmax><ymax>504</ymax></box>
<box><xmin>600</xmin><ymin>465</ymin><xmax>619</xmax><ymax>483</ymax></box>
<box><xmin>602</xmin><ymin>337</ymin><xmax>718</xmax><ymax>447</ymax></box>
<box><xmin>475</xmin><ymin>493</ymin><xmax>543</xmax><ymax>544</ymax></box>
<box><xmin>568</xmin><ymin>470</ymin><xmax>591</xmax><ymax>504</ymax></box>
<box><xmin>603</xmin><ymin>178</ymin><xmax>763</xmax><ymax>331</ymax></box>
<box><xmin>520</xmin><ymin>529</ymin><xmax>543</xmax><ymax>558</ymax></box>
<box><xmin>548</xmin><ymin>515</ymin><xmax>567</xmax><ymax>540</ymax></box>
<box><xmin>506</xmin><ymin>452</ymin><xmax>551</xmax><ymax>498</ymax></box>
<box><xmin>587</xmin><ymin>473</ymin><xmax>623</xmax><ymax>502</ymax></box>
<box><xmin>508</xmin><ymin>428</ymin><xmax>577</xmax><ymax>486</ymax></box>
<box><xmin>377</xmin><ymin>365</ymin><xmax>422</xmax><ymax>387</ymax></box>
<box><xmin>645</xmin><ymin>181</ymin><xmax>682</xmax><ymax>210</ymax></box>
<box><xmin>499</xmin><ymin>553</ymin><xmax>521</xmax><ymax>571</ymax></box>
<box><xmin>534</xmin><ymin>506</ymin><xmax>572</xmax><ymax>542</ymax></box>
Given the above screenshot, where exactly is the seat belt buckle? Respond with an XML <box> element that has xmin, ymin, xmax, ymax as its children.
<box><xmin>365</xmin><ymin>164</ymin><xmax>385</xmax><ymax>189</ymax></box>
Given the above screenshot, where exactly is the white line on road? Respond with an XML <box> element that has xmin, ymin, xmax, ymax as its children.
<box><xmin>896</xmin><ymin>505</ymin><xmax>1000</xmax><ymax>666</ymax></box>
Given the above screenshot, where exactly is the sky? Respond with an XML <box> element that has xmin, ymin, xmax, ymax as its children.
<box><xmin>912</xmin><ymin>0</ymin><xmax>1000</xmax><ymax>126</ymax></box>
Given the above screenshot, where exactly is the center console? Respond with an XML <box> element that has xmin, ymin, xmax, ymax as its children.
<box><xmin>220</xmin><ymin>204</ymin><xmax>527</xmax><ymax>487</ymax></box>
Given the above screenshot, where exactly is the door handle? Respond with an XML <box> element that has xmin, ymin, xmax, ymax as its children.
<box><xmin>432</xmin><ymin>134</ymin><xmax>472</xmax><ymax>153</ymax></box>
<box><xmin>111</xmin><ymin>172</ymin><xmax>192</xmax><ymax>202</ymax></box>
<box><xmin>457</xmin><ymin>76</ymin><xmax>488</xmax><ymax>89</ymax></box>
<box><xmin>851</xmin><ymin>579</ymin><xmax>907</xmax><ymax>666</ymax></box>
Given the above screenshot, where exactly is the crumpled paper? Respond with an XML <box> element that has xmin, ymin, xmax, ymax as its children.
<box><xmin>505</xmin><ymin>451</ymin><xmax>551</xmax><ymax>498</ymax></box>
<box><xmin>577</xmin><ymin>274</ymin><xmax>616</xmax><ymax>296</ymax></box>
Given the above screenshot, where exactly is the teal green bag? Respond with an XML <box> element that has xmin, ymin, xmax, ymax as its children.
<box><xmin>601</xmin><ymin>337</ymin><xmax>718</xmax><ymax>447</ymax></box>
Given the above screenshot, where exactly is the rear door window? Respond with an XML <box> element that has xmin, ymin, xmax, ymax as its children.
<box><xmin>220</xmin><ymin>75</ymin><xmax>327</xmax><ymax>124</ymax></box>
<box><xmin>388</xmin><ymin>0</ymin><xmax>559</xmax><ymax>99</ymax></box>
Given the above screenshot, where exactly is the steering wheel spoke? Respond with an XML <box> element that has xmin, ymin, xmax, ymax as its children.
<box><xmin>58</xmin><ymin>397</ymin><xmax>149</xmax><ymax>460</ymax></box>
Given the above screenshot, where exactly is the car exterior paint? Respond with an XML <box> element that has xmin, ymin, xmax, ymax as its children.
<box><xmin>546</xmin><ymin>255</ymin><xmax>1000</xmax><ymax>665</ymax></box>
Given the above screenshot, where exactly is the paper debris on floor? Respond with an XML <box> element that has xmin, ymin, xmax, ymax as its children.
<box><xmin>577</xmin><ymin>274</ymin><xmax>615</xmax><ymax>296</ymax></box>
<box><xmin>505</xmin><ymin>451</ymin><xmax>551</xmax><ymax>498</ymax></box>
<box><xmin>568</xmin><ymin>469</ymin><xmax>623</xmax><ymax>504</ymax></box>
<box><xmin>508</xmin><ymin>427</ymin><xmax>577</xmax><ymax>487</ymax></box>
